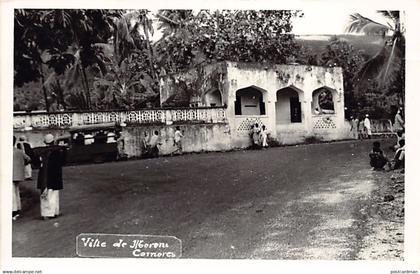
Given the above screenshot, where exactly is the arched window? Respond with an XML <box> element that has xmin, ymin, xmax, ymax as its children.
<box><xmin>312</xmin><ymin>87</ymin><xmax>336</xmax><ymax>115</ymax></box>
<box><xmin>235</xmin><ymin>86</ymin><xmax>266</xmax><ymax>115</ymax></box>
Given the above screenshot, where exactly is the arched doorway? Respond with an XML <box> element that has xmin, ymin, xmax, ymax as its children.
<box><xmin>275</xmin><ymin>86</ymin><xmax>302</xmax><ymax>125</ymax></box>
<box><xmin>203</xmin><ymin>89</ymin><xmax>223</xmax><ymax>107</ymax></box>
<box><xmin>235</xmin><ymin>86</ymin><xmax>266</xmax><ymax>115</ymax></box>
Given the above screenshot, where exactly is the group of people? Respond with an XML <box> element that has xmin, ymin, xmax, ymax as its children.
<box><xmin>13</xmin><ymin>134</ymin><xmax>66</xmax><ymax>221</ymax></box>
<box><xmin>350</xmin><ymin>108</ymin><xmax>405</xmax><ymax>141</ymax></box>
<box><xmin>369</xmin><ymin>136</ymin><xmax>405</xmax><ymax>171</ymax></box>
<box><xmin>250</xmin><ymin>123</ymin><xmax>269</xmax><ymax>149</ymax></box>
<box><xmin>349</xmin><ymin>114</ymin><xmax>373</xmax><ymax>140</ymax></box>
<box><xmin>368</xmin><ymin>108</ymin><xmax>405</xmax><ymax>171</ymax></box>
<box><xmin>141</xmin><ymin>126</ymin><xmax>184</xmax><ymax>158</ymax></box>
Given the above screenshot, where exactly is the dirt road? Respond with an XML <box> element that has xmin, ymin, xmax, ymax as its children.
<box><xmin>13</xmin><ymin>139</ymin><xmax>400</xmax><ymax>259</ymax></box>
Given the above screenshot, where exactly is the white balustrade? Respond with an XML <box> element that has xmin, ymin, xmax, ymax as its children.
<box><xmin>13</xmin><ymin>107</ymin><xmax>227</xmax><ymax>130</ymax></box>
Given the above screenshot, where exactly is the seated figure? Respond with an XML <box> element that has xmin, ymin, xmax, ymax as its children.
<box><xmin>369</xmin><ymin>141</ymin><xmax>389</xmax><ymax>170</ymax></box>
<box><xmin>393</xmin><ymin>139</ymin><xmax>405</xmax><ymax>170</ymax></box>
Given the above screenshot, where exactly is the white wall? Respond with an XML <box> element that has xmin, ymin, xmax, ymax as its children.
<box><xmin>240</xmin><ymin>92</ymin><xmax>261</xmax><ymax>115</ymax></box>
<box><xmin>275</xmin><ymin>93</ymin><xmax>291</xmax><ymax>124</ymax></box>
<box><xmin>225</xmin><ymin>62</ymin><xmax>345</xmax><ymax>143</ymax></box>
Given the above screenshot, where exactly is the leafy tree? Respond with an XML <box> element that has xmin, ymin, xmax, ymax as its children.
<box><xmin>14</xmin><ymin>9</ymin><xmax>123</xmax><ymax>111</ymax></box>
<box><xmin>15</xmin><ymin>9</ymin><xmax>303</xmax><ymax>111</ymax></box>
<box><xmin>92</xmin><ymin>10</ymin><xmax>159</xmax><ymax>110</ymax></box>
<box><xmin>14</xmin><ymin>9</ymin><xmax>61</xmax><ymax>111</ymax></box>
<box><xmin>316</xmin><ymin>37</ymin><xmax>366</xmax><ymax>116</ymax></box>
<box><xmin>92</xmin><ymin>52</ymin><xmax>158</xmax><ymax>110</ymax></box>
<box><xmin>155</xmin><ymin>10</ymin><xmax>302</xmax><ymax>74</ymax></box>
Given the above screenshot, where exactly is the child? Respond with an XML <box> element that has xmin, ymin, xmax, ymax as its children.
<box><xmin>369</xmin><ymin>141</ymin><xmax>390</xmax><ymax>171</ymax></box>
<box><xmin>174</xmin><ymin>126</ymin><xmax>183</xmax><ymax>155</ymax></box>
<box><xmin>251</xmin><ymin>123</ymin><xmax>261</xmax><ymax>149</ymax></box>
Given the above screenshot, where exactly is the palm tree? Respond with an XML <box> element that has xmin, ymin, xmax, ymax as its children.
<box><xmin>40</xmin><ymin>9</ymin><xmax>123</xmax><ymax>109</ymax></box>
<box><xmin>113</xmin><ymin>10</ymin><xmax>157</xmax><ymax>80</ymax></box>
<box><xmin>346</xmin><ymin>11</ymin><xmax>405</xmax><ymax>104</ymax></box>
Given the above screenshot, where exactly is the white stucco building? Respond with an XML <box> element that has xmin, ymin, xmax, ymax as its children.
<box><xmin>160</xmin><ymin>61</ymin><xmax>348</xmax><ymax>147</ymax></box>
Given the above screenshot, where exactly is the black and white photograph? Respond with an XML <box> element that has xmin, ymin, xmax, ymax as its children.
<box><xmin>1</xmin><ymin>1</ymin><xmax>420</xmax><ymax>273</ymax></box>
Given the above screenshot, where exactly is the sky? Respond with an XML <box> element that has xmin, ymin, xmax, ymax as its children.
<box><xmin>292</xmin><ymin>10</ymin><xmax>392</xmax><ymax>35</ymax></box>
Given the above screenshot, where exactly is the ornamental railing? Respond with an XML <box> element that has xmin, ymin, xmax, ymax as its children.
<box><xmin>13</xmin><ymin>107</ymin><xmax>227</xmax><ymax>130</ymax></box>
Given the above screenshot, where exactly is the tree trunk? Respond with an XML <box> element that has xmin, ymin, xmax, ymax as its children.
<box><xmin>142</xmin><ymin>22</ymin><xmax>158</xmax><ymax>81</ymax></box>
<box><xmin>81</xmin><ymin>66</ymin><xmax>91</xmax><ymax>109</ymax></box>
<box><xmin>39</xmin><ymin>66</ymin><xmax>50</xmax><ymax>112</ymax></box>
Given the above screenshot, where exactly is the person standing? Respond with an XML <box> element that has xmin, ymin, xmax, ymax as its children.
<box><xmin>17</xmin><ymin>135</ymin><xmax>35</xmax><ymax>180</ymax></box>
<box><xmin>141</xmin><ymin>131</ymin><xmax>150</xmax><ymax>157</ymax></box>
<box><xmin>174</xmin><ymin>126</ymin><xmax>184</xmax><ymax>155</ymax></box>
<box><xmin>13</xmin><ymin>136</ymin><xmax>30</xmax><ymax>220</ymax></box>
<box><xmin>260</xmin><ymin>125</ymin><xmax>269</xmax><ymax>148</ymax></box>
<box><xmin>393</xmin><ymin>108</ymin><xmax>404</xmax><ymax>132</ymax></box>
<box><xmin>349</xmin><ymin>116</ymin><xmax>359</xmax><ymax>140</ymax></box>
<box><xmin>148</xmin><ymin>130</ymin><xmax>162</xmax><ymax>158</ymax></box>
<box><xmin>37</xmin><ymin>134</ymin><xmax>66</xmax><ymax>220</ymax></box>
<box><xmin>358</xmin><ymin>116</ymin><xmax>365</xmax><ymax>139</ymax></box>
<box><xmin>364</xmin><ymin>114</ymin><xmax>372</xmax><ymax>139</ymax></box>
<box><xmin>251</xmin><ymin>123</ymin><xmax>261</xmax><ymax>149</ymax></box>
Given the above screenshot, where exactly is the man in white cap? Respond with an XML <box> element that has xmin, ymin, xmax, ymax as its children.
<box><xmin>37</xmin><ymin>134</ymin><xmax>66</xmax><ymax>220</ymax></box>
<box><xmin>364</xmin><ymin>114</ymin><xmax>372</xmax><ymax>139</ymax></box>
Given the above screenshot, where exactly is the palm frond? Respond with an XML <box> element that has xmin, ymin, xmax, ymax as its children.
<box><xmin>376</xmin><ymin>38</ymin><xmax>402</xmax><ymax>88</ymax></box>
<box><xmin>346</xmin><ymin>13</ymin><xmax>389</xmax><ymax>35</ymax></box>
<box><xmin>354</xmin><ymin>42</ymin><xmax>388</xmax><ymax>83</ymax></box>
<box><xmin>377</xmin><ymin>11</ymin><xmax>399</xmax><ymax>22</ymax></box>
<box><xmin>354</xmin><ymin>38</ymin><xmax>403</xmax><ymax>90</ymax></box>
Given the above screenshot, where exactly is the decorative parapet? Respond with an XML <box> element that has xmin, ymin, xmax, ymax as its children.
<box><xmin>13</xmin><ymin>107</ymin><xmax>227</xmax><ymax>130</ymax></box>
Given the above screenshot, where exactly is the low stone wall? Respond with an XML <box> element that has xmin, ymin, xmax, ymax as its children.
<box><xmin>13</xmin><ymin>123</ymin><xmax>233</xmax><ymax>158</ymax></box>
<box><xmin>12</xmin><ymin>115</ymin><xmax>393</xmax><ymax>159</ymax></box>
<box><xmin>123</xmin><ymin>123</ymin><xmax>232</xmax><ymax>157</ymax></box>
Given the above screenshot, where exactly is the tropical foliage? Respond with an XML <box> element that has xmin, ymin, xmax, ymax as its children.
<box><xmin>14</xmin><ymin>9</ymin><xmax>302</xmax><ymax>111</ymax></box>
<box><xmin>14</xmin><ymin>9</ymin><xmax>404</xmax><ymax>118</ymax></box>
<box><xmin>346</xmin><ymin>11</ymin><xmax>405</xmax><ymax>105</ymax></box>
<box><xmin>154</xmin><ymin>10</ymin><xmax>302</xmax><ymax>74</ymax></box>
<box><xmin>14</xmin><ymin>9</ymin><xmax>124</xmax><ymax>111</ymax></box>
